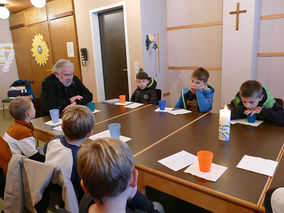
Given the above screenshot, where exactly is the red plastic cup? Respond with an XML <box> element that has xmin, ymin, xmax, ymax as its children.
<box><xmin>197</xmin><ymin>150</ymin><xmax>213</xmax><ymax>172</ymax></box>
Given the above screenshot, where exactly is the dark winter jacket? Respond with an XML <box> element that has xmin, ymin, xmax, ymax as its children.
<box><xmin>40</xmin><ymin>74</ymin><xmax>93</xmax><ymax>116</ymax></box>
<box><xmin>131</xmin><ymin>78</ymin><xmax>158</xmax><ymax>105</ymax></box>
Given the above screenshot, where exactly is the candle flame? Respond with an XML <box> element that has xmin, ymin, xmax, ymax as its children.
<box><xmin>224</xmin><ymin>105</ymin><xmax>228</xmax><ymax>110</ymax></box>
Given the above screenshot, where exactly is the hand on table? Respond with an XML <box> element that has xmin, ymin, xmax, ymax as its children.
<box><xmin>70</xmin><ymin>95</ymin><xmax>83</xmax><ymax>103</ymax></box>
<box><xmin>63</xmin><ymin>102</ymin><xmax>76</xmax><ymax>112</ymax></box>
<box><xmin>244</xmin><ymin>107</ymin><xmax>262</xmax><ymax>116</ymax></box>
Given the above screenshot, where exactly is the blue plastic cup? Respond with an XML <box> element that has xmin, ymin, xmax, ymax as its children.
<box><xmin>158</xmin><ymin>100</ymin><xmax>166</xmax><ymax>110</ymax></box>
<box><xmin>49</xmin><ymin>109</ymin><xmax>59</xmax><ymax>123</ymax></box>
<box><xmin>108</xmin><ymin>123</ymin><xmax>121</xmax><ymax>139</ymax></box>
<box><xmin>87</xmin><ymin>102</ymin><xmax>95</xmax><ymax>112</ymax></box>
<box><xmin>247</xmin><ymin>113</ymin><xmax>256</xmax><ymax>123</ymax></box>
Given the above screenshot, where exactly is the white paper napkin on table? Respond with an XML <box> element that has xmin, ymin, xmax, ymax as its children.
<box><xmin>114</xmin><ymin>101</ymin><xmax>132</xmax><ymax>106</ymax></box>
<box><xmin>184</xmin><ymin>162</ymin><xmax>228</xmax><ymax>182</ymax></box>
<box><xmin>168</xmin><ymin>109</ymin><xmax>191</xmax><ymax>115</ymax></box>
<box><xmin>44</xmin><ymin>119</ymin><xmax>62</xmax><ymax>127</ymax></box>
<box><xmin>155</xmin><ymin>107</ymin><xmax>173</xmax><ymax>112</ymax></box>
<box><xmin>89</xmin><ymin>130</ymin><xmax>132</xmax><ymax>143</ymax></box>
<box><xmin>125</xmin><ymin>103</ymin><xmax>144</xmax><ymax>108</ymax></box>
<box><xmin>230</xmin><ymin>119</ymin><xmax>263</xmax><ymax>127</ymax></box>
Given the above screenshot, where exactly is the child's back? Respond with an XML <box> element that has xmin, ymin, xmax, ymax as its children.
<box><xmin>45</xmin><ymin>105</ymin><xmax>95</xmax><ymax>201</ymax></box>
<box><xmin>4</xmin><ymin>97</ymin><xmax>44</xmax><ymax>162</ymax></box>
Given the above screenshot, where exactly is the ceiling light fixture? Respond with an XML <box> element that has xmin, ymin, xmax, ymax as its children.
<box><xmin>0</xmin><ymin>3</ymin><xmax>10</xmax><ymax>19</ymax></box>
<box><xmin>31</xmin><ymin>0</ymin><xmax>46</xmax><ymax>8</ymax></box>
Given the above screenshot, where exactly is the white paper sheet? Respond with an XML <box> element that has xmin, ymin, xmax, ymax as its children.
<box><xmin>44</xmin><ymin>119</ymin><xmax>62</xmax><ymax>127</ymax></box>
<box><xmin>125</xmin><ymin>103</ymin><xmax>144</xmax><ymax>108</ymax></box>
<box><xmin>184</xmin><ymin>162</ymin><xmax>228</xmax><ymax>182</ymax></box>
<box><xmin>236</xmin><ymin>155</ymin><xmax>278</xmax><ymax>177</ymax></box>
<box><xmin>168</xmin><ymin>109</ymin><xmax>191</xmax><ymax>115</ymax></box>
<box><xmin>114</xmin><ymin>101</ymin><xmax>132</xmax><ymax>106</ymax></box>
<box><xmin>53</xmin><ymin>125</ymin><xmax>62</xmax><ymax>132</ymax></box>
<box><xmin>66</xmin><ymin>42</ymin><xmax>74</xmax><ymax>57</ymax></box>
<box><xmin>89</xmin><ymin>130</ymin><xmax>132</xmax><ymax>143</ymax></box>
<box><xmin>155</xmin><ymin>107</ymin><xmax>174</xmax><ymax>112</ymax></box>
<box><xmin>158</xmin><ymin>150</ymin><xmax>198</xmax><ymax>171</ymax></box>
<box><xmin>91</xmin><ymin>109</ymin><xmax>100</xmax><ymax>113</ymax></box>
<box><xmin>230</xmin><ymin>119</ymin><xmax>263</xmax><ymax>127</ymax></box>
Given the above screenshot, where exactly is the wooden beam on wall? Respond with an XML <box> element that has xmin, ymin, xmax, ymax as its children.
<box><xmin>257</xmin><ymin>52</ymin><xmax>284</xmax><ymax>57</ymax></box>
<box><xmin>168</xmin><ymin>66</ymin><xmax>222</xmax><ymax>70</ymax></box>
<box><xmin>261</xmin><ymin>14</ymin><xmax>284</xmax><ymax>20</ymax></box>
<box><xmin>167</xmin><ymin>21</ymin><xmax>222</xmax><ymax>31</ymax></box>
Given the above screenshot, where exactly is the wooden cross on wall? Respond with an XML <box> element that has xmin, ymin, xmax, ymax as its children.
<box><xmin>229</xmin><ymin>2</ymin><xmax>247</xmax><ymax>30</ymax></box>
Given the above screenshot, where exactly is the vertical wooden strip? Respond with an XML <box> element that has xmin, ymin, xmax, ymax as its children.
<box><xmin>157</xmin><ymin>33</ymin><xmax>160</xmax><ymax>72</ymax></box>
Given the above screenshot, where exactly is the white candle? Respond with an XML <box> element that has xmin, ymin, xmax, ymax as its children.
<box><xmin>219</xmin><ymin>105</ymin><xmax>231</xmax><ymax>141</ymax></box>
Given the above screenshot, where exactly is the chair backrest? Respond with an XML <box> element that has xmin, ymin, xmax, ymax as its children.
<box><xmin>5</xmin><ymin>154</ymin><xmax>79</xmax><ymax>213</ymax></box>
<box><xmin>0</xmin><ymin>136</ymin><xmax>12</xmax><ymax>177</ymax></box>
<box><xmin>156</xmin><ymin>89</ymin><xmax>162</xmax><ymax>103</ymax></box>
<box><xmin>275</xmin><ymin>98</ymin><xmax>283</xmax><ymax>107</ymax></box>
<box><xmin>32</xmin><ymin>98</ymin><xmax>41</xmax><ymax>118</ymax></box>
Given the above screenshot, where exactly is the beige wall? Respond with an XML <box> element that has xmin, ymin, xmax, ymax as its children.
<box><xmin>167</xmin><ymin>0</ymin><xmax>222</xmax><ymax>112</ymax></box>
<box><xmin>73</xmin><ymin>0</ymin><xmax>143</xmax><ymax>101</ymax></box>
<box><xmin>0</xmin><ymin>19</ymin><xmax>19</xmax><ymax>105</ymax></box>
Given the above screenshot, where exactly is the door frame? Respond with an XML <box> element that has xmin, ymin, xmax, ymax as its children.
<box><xmin>89</xmin><ymin>2</ymin><xmax>131</xmax><ymax>101</ymax></box>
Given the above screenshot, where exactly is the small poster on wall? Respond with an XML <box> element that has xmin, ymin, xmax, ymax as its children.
<box><xmin>0</xmin><ymin>43</ymin><xmax>15</xmax><ymax>73</ymax></box>
<box><xmin>66</xmin><ymin>42</ymin><xmax>75</xmax><ymax>57</ymax></box>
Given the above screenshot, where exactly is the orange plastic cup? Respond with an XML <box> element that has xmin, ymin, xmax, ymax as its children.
<box><xmin>197</xmin><ymin>150</ymin><xmax>213</xmax><ymax>172</ymax></box>
<box><xmin>119</xmin><ymin>95</ymin><xmax>126</xmax><ymax>103</ymax></box>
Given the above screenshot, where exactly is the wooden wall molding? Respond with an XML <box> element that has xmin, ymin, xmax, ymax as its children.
<box><xmin>167</xmin><ymin>21</ymin><xmax>222</xmax><ymax>31</ymax></box>
<box><xmin>48</xmin><ymin>11</ymin><xmax>73</xmax><ymax>21</ymax></box>
<box><xmin>257</xmin><ymin>52</ymin><xmax>284</xmax><ymax>57</ymax></box>
<box><xmin>168</xmin><ymin>66</ymin><xmax>222</xmax><ymax>70</ymax></box>
<box><xmin>9</xmin><ymin>24</ymin><xmax>25</xmax><ymax>30</ymax></box>
<box><xmin>261</xmin><ymin>14</ymin><xmax>284</xmax><ymax>20</ymax></box>
<box><xmin>163</xmin><ymin>92</ymin><xmax>170</xmax><ymax>97</ymax></box>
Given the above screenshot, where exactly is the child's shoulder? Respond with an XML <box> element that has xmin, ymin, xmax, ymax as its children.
<box><xmin>6</xmin><ymin>120</ymin><xmax>33</xmax><ymax>140</ymax></box>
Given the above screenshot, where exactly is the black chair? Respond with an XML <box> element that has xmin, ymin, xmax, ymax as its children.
<box><xmin>156</xmin><ymin>89</ymin><xmax>161</xmax><ymax>104</ymax></box>
<box><xmin>275</xmin><ymin>98</ymin><xmax>283</xmax><ymax>107</ymax></box>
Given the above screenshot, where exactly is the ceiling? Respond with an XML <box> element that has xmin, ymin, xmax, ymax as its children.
<box><xmin>3</xmin><ymin>0</ymin><xmax>51</xmax><ymax>14</ymax></box>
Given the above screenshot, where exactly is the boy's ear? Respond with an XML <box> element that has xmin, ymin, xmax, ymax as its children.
<box><xmin>80</xmin><ymin>180</ymin><xmax>90</xmax><ymax>194</ymax></box>
<box><xmin>86</xmin><ymin>130</ymin><xmax>93</xmax><ymax>137</ymax></box>
<box><xmin>130</xmin><ymin>169</ymin><xmax>138</xmax><ymax>188</ymax></box>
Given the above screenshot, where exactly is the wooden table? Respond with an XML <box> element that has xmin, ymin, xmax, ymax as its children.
<box><xmin>32</xmin><ymin>103</ymin><xmax>205</xmax><ymax>155</ymax></box>
<box><xmin>134</xmin><ymin>113</ymin><xmax>284</xmax><ymax>213</ymax></box>
<box><xmin>31</xmin><ymin>102</ymin><xmax>150</xmax><ymax>142</ymax></box>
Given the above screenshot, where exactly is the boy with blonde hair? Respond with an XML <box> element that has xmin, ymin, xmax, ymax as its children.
<box><xmin>4</xmin><ymin>97</ymin><xmax>45</xmax><ymax>162</ymax></box>
<box><xmin>175</xmin><ymin>67</ymin><xmax>215</xmax><ymax>112</ymax></box>
<box><xmin>45</xmin><ymin>105</ymin><xmax>95</xmax><ymax>201</ymax></box>
<box><xmin>78</xmin><ymin>137</ymin><xmax>164</xmax><ymax>213</ymax></box>
<box><xmin>229</xmin><ymin>80</ymin><xmax>284</xmax><ymax>126</ymax></box>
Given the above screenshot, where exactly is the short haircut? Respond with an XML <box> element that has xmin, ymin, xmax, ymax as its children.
<box><xmin>62</xmin><ymin>105</ymin><xmax>95</xmax><ymax>140</ymax></box>
<box><xmin>136</xmin><ymin>71</ymin><xmax>148</xmax><ymax>80</ymax></box>
<box><xmin>240</xmin><ymin>80</ymin><xmax>262</xmax><ymax>98</ymax></box>
<box><xmin>77</xmin><ymin>137</ymin><xmax>134</xmax><ymax>203</ymax></box>
<box><xmin>53</xmin><ymin>59</ymin><xmax>74</xmax><ymax>74</ymax></box>
<box><xmin>9</xmin><ymin>97</ymin><xmax>32</xmax><ymax>120</ymax></box>
<box><xmin>192</xmin><ymin>67</ymin><xmax>209</xmax><ymax>83</ymax></box>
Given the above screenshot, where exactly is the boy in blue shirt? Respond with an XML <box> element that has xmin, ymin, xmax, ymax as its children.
<box><xmin>228</xmin><ymin>80</ymin><xmax>284</xmax><ymax>126</ymax></box>
<box><xmin>175</xmin><ymin>67</ymin><xmax>215</xmax><ymax>112</ymax></box>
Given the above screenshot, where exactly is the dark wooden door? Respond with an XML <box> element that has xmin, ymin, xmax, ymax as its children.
<box><xmin>99</xmin><ymin>8</ymin><xmax>129</xmax><ymax>100</ymax></box>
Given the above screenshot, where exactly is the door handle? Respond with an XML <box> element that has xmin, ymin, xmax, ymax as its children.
<box><xmin>122</xmin><ymin>69</ymin><xmax>127</xmax><ymax>72</ymax></box>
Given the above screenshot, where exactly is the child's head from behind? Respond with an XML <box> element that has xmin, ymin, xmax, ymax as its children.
<box><xmin>136</xmin><ymin>71</ymin><xmax>149</xmax><ymax>90</ymax></box>
<box><xmin>191</xmin><ymin>67</ymin><xmax>209</xmax><ymax>91</ymax></box>
<box><xmin>9</xmin><ymin>97</ymin><xmax>35</xmax><ymax>121</ymax></box>
<box><xmin>62</xmin><ymin>105</ymin><xmax>95</xmax><ymax>140</ymax></box>
<box><xmin>239</xmin><ymin>80</ymin><xmax>263</xmax><ymax>109</ymax></box>
<box><xmin>78</xmin><ymin>137</ymin><xmax>135</xmax><ymax>204</ymax></box>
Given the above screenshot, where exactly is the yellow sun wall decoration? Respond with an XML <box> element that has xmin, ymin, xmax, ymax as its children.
<box><xmin>31</xmin><ymin>34</ymin><xmax>49</xmax><ymax>66</ymax></box>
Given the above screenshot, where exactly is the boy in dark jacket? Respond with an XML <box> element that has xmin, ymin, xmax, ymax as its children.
<box><xmin>228</xmin><ymin>80</ymin><xmax>284</xmax><ymax>126</ymax></box>
<box><xmin>131</xmin><ymin>71</ymin><xmax>157</xmax><ymax>105</ymax></box>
